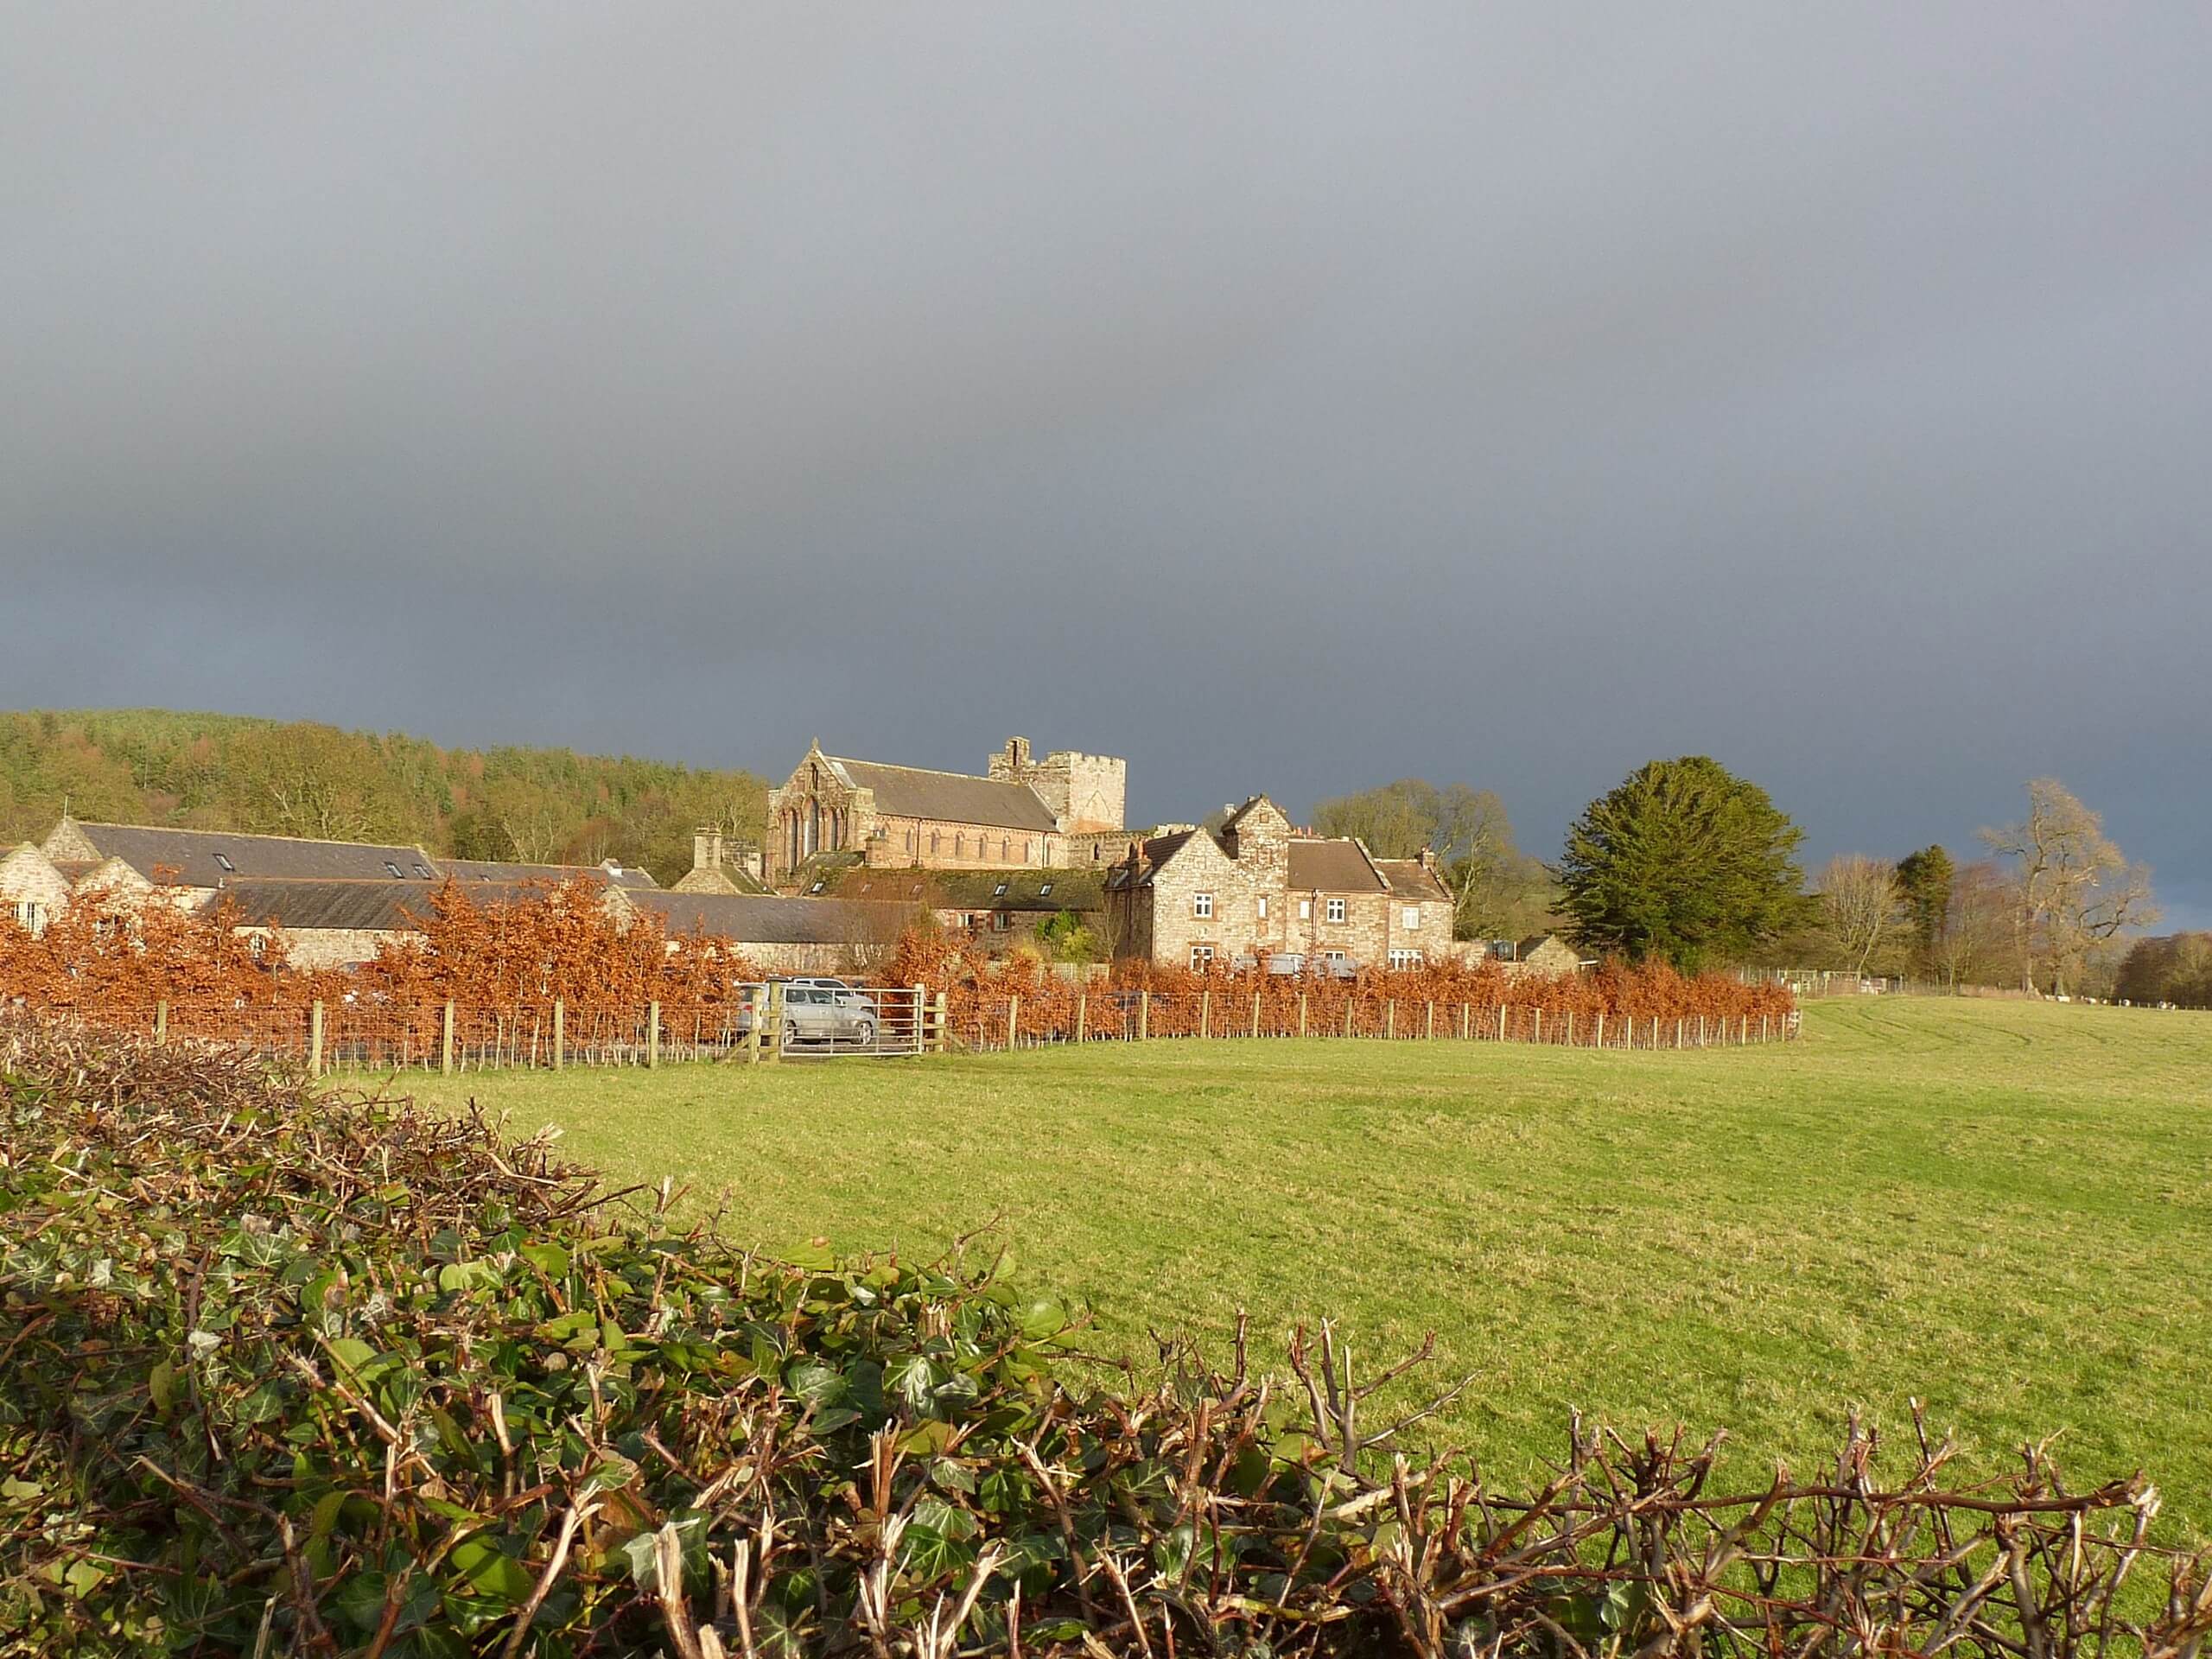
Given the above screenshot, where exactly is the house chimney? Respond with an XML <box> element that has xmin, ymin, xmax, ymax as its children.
<box><xmin>692</xmin><ymin>824</ymin><xmax>723</xmax><ymax>875</ymax></box>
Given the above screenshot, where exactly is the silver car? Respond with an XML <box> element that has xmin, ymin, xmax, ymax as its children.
<box><xmin>768</xmin><ymin>982</ymin><xmax>879</xmax><ymax>1048</ymax></box>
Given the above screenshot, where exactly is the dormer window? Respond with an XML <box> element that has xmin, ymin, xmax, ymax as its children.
<box><xmin>213</xmin><ymin>853</ymin><xmax>235</xmax><ymax>873</ymax></box>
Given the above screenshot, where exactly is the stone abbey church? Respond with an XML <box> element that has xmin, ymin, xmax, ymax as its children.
<box><xmin>765</xmin><ymin>737</ymin><xmax>1131</xmax><ymax>882</ymax></box>
<box><xmin>747</xmin><ymin>735</ymin><xmax>1467</xmax><ymax>973</ymax></box>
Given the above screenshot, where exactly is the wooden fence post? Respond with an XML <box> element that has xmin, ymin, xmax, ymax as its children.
<box><xmin>1595</xmin><ymin>1012</ymin><xmax>1605</xmax><ymax>1047</ymax></box>
<box><xmin>765</xmin><ymin>982</ymin><xmax>785</xmax><ymax>1065</ymax></box>
<box><xmin>1298</xmin><ymin>991</ymin><xmax>1308</xmax><ymax>1037</ymax></box>
<box><xmin>1425</xmin><ymin>1001</ymin><xmax>1434</xmax><ymax>1040</ymax></box>
<box><xmin>746</xmin><ymin>990</ymin><xmax>762</xmax><ymax>1065</ymax></box>
<box><xmin>1251</xmin><ymin>991</ymin><xmax>1262</xmax><ymax>1039</ymax></box>
<box><xmin>1459</xmin><ymin>1003</ymin><xmax>1470</xmax><ymax>1040</ymax></box>
<box><xmin>308</xmin><ymin>1001</ymin><xmax>325</xmax><ymax>1078</ymax></box>
<box><xmin>155</xmin><ymin>1000</ymin><xmax>168</xmax><ymax>1046</ymax></box>
<box><xmin>1344</xmin><ymin>999</ymin><xmax>1354</xmax><ymax>1039</ymax></box>
<box><xmin>1138</xmin><ymin>990</ymin><xmax>1150</xmax><ymax>1042</ymax></box>
<box><xmin>1007</xmin><ymin>994</ymin><xmax>1020</xmax><ymax>1052</ymax></box>
<box><xmin>553</xmin><ymin>1000</ymin><xmax>565</xmax><ymax>1071</ymax></box>
<box><xmin>931</xmin><ymin>991</ymin><xmax>948</xmax><ymax>1053</ymax></box>
<box><xmin>1199</xmin><ymin>989</ymin><xmax>1210</xmax><ymax>1039</ymax></box>
<box><xmin>1385</xmin><ymin>1001</ymin><xmax>1395</xmax><ymax>1039</ymax></box>
<box><xmin>1761</xmin><ymin>1014</ymin><xmax>1770</xmax><ymax>1044</ymax></box>
<box><xmin>1076</xmin><ymin>993</ymin><xmax>1088</xmax><ymax>1044</ymax></box>
<box><xmin>648</xmin><ymin>1001</ymin><xmax>661</xmax><ymax>1070</ymax></box>
<box><xmin>1533</xmin><ymin>1008</ymin><xmax>1542</xmax><ymax>1044</ymax></box>
<box><xmin>1497</xmin><ymin>1004</ymin><xmax>1508</xmax><ymax>1041</ymax></box>
<box><xmin>1675</xmin><ymin>1018</ymin><xmax>1685</xmax><ymax>1050</ymax></box>
<box><xmin>442</xmin><ymin>1001</ymin><xmax>455</xmax><ymax>1076</ymax></box>
<box><xmin>1565</xmin><ymin>1011</ymin><xmax>1573</xmax><ymax>1046</ymax></box>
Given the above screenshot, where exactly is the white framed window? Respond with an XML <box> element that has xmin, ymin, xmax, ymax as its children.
<box><xmin>1325</xmin><ymin>897</ymin><xmax>1346</xmax><ymax>924</ymax></box>
<box><xmin>1402</xmin><ymin>906</ymin><xmax>1420</xmax><ymax>930</ymax></box>
<box><xmin>1389</xmin><ymin>949</ymin><xmax>1424</xmax><ymax>970</ymax></box>
<box><xmin>1322</xmin><ymin>950</ymin><xmax>1348</xmax><ymax>967</ymax></box>
<box><xmin>1256</xmin><ymin>894</ymin><xmax>1269</xmax><ymax>920</ymax></box>
<box><xmin>13</xmin><ymin>900</ymin><xmax>44</xmax><ymax>938</ymax></box>
<box><xmin>1298</xmin><ymin>897</ymin><xmax>1313</xmax><ymax>921</ymax></box>
<box><xmin>1191</xmin><ymin>944</ymin><xmax>1215</xmax><ymax>969</ymax></box>
<box><xmin>1192</xmin><ymin>892</ymin><xmax>1213</xmax><ymax>919</ymax></box>
<box><xmin>993</xmin><ymin>911</ymin><xmax>1012</xmax><ymax>931</ymax></box>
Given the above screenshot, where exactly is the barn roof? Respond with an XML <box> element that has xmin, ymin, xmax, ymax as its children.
<box><xmin>826</xmin><ymin>868</ymin><xmax>1105</xmax><ymax>912</ymax></box>
<box><xmin>438</xmin><ymin>857</ymin><xmax>658</xmax><ymax>889</ymax></box>
<box><xmin>62</xmin><ymin>822</ymin><xmax>436</xmax><ymax>887</ymax></box>
<box><xmin>617</xmin><ymin>888</ymin><xmax>914</xmax><ymax>945</ymax></box>
<box><xmin>823</xmin><ymin>757</ymin><xmax>1058</xmax><ymax>834</ymax></box>
<box><xmin>218</xmin><ymin>879</ymin><xmax>537</xmax><ymax>933</ymax></box>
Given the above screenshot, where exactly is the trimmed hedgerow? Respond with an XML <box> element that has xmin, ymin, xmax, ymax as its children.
<box><xmin>2</xmin><ymin>1016</ymin><xmax>2204</xmax><ymax>1658</ymax></box>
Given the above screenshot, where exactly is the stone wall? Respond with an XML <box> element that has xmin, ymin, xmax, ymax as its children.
<box><xmin>245</xmin><ymin>925</ymin><xmax>397</xmax><ymax>972</ymax></box>
<box><xmin>863</xmin><ymin>817</ymin><xmax>1051</xmax><ymax>870</ymax></box>
<box><xmin>0</xmin><ymin>844</ymin><xmax>72</xmax><ymax>937</ymax></box>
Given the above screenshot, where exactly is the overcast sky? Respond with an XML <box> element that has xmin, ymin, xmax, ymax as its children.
<box><xmin>3</xmin><ymin>6</ymin><xmax>2208</xmax><ymax>921</ymax></box>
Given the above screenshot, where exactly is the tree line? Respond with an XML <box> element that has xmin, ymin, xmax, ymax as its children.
<box><xmin>0</xmin><ymin>709</ymin><xmax>768</xmax><ymax>887</ymax></box>
<box><xmin>1311</xmin><ymin>761</ymin><xmax>2164</xmax><ymax>995</ymax></box>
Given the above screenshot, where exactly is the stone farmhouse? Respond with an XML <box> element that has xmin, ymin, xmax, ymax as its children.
<box><xmin>766</xmin><ymin>737</ymin><xmax>1128</xmax><ymax>885</ymax></box>
<box><xmin>1103</xmin><ymin>795</ymin><xmax>1459</xmax><ymax>973</ymax></box>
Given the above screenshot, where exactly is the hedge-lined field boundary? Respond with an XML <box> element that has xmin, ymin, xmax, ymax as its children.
<box><xmin>4</xmin><ymin>1014</ymin><xmax>2203</xmax><ymax>1658</ymax></box>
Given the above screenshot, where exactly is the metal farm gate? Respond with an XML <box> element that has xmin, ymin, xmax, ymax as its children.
<box><xmin>737</xmin><ymin>980</ymin><xmax>936</xmax><ymax>1061</ymax></box>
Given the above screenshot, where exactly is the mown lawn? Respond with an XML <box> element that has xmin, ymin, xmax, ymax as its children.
<box><xmin>413</xmin><ymin>997</ymin><xmax>2212</xmax><ymax>1535</ymax></box>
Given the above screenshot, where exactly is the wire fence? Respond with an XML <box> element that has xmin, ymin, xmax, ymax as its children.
<box><xmin>27</xmin><ymin>981</ymin><xmax>1796</xmax><ymax>1072</ymax></box>
<box><xmin>950</xmin><ymin>987</ymin><xmax>1800</xmax><ymax>1052</ymax></box>
<box><xmin>41</xmin><ymin>984</ymin><xmax>940</xmax><ymax>1073</ymax></box>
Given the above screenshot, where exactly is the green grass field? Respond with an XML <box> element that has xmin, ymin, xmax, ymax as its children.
<box><xmin>416</xmin><ymin>998</ymin><xmax>2212</xmax><ymax>1534</ymax></box>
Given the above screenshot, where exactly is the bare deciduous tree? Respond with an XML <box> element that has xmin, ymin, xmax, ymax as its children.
<box><xmin>1981</xmin><ymin>779</ymin><xmax>2158</xmax><ymax>996</ymax></box>
<box><xmin>1930</xmin><ymin>859</ymin><xmax>2020</xmax><ymax>990</ymax></box>
<box><xmin>1817</xmin><ymin>854</ymin><xmax>1898</xmax><ymax>979</ymax></box>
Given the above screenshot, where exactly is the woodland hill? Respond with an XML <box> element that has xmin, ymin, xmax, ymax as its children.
<box><xmin>0</xmin><ymin>709</ymin><xmax>769</xmax><ymax>889</ymax></box>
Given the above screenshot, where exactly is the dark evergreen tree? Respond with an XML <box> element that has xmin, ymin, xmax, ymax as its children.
<box><xmin>1893</xmin><ymin>844</ymin><xmax>1955</xmax><ymax>970</ymax></box>
<box><xmin>1556</xmin><ymin>756</ymin><xmax>1809</xmax><ymax>969</ymax></box>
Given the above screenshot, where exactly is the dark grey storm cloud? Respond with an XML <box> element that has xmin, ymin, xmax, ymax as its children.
<box><xmin>4</xmin><ymin>5</ymin><xmax>2209</xmax><ymax>920</ymax></box>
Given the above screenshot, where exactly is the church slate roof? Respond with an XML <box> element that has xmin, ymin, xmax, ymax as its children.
<box><xmin>823</xmin><ymin>758</ymin><xmax>1059</xmax><ymax>834</ymax></box>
